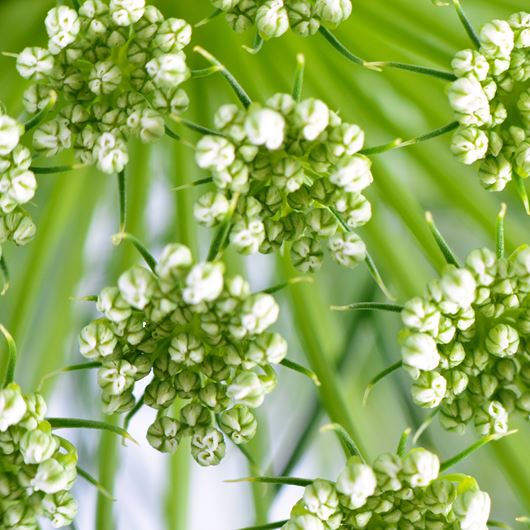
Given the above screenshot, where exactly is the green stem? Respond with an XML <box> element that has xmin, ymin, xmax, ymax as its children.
<box><xmin>227</xmin><ymin>476</ymin><xmax>313</xmax><ymax>487</ymax></box>
<box><xmin>173</xmin><ymin>117</ymin><xmax>224</xmax><ymax>137</ymax></box>
<box><xmin>412</xmin><ymin>408</ymin><xmax>439</xmax><ymax>444</ymax></box>
<box><xmin>77</xmin><ymin>466</ymin><xmax>114</xmax><ymax>500</ymax></box>
<box><xmin>117</xmin><ymin>170</ymin><xmax>126</xmax><ymax>233</ymax></box>
<box><xmin>243</xmin><ymin>33</ymin><xmax>264</xmax><ymax>55</ymax></box>
<box><xmin>452</xmin><ymin>0</ymin><xmax>481</xmax><ymax>48</ymax></box>
<box><xmin>280</xmin><ymin>358</ymin><xmax>320</xmax><ymax>386</ymax></box>
<box><xmin>38</xmin><ymin>361</ymin><xmax>100</xmax><ymax>392</ymax></box>
<box><xmin>123</xmin><ymin>393</ymin><xmax>144</xmax><ymax>431</ymax></box>
<box><xmin>111</xmin><ymin>232</ymin><xmax>157</xmax><ymax>273</ymax></box>
<box><xmin>190</xmin><ymin>66</ymin><xmax>222</xmax><ymax>78</ymax></box>
<box><xmin>331</xmin><ymin>302</ymin><xmax>403</xmax><ymax>312</ymax></box>
<box><xmin>0</xmin><ymin>324</ymin><xmax>17</xmax><ymax>387</ymax></box>
<box><xmin>318</xmin><ymin>26</ymin><xmax>367</xmax><ymax>67</ymax></box>
<box><xmin>364</xmin><ymin>61</ymin><xmax>457</xmax><ymax>81</ymax></box>
<box><xmin>194</xmin><ymin>46</ymin><xmax>252</xmax><ymax>109</ymax></box>
<box><xmin>31</xmin><ymin>164</ymin><xmax>84</xmax><ymax>174</ymax></box>
<box><xmin>425</xmin><ymin>211</ymin><xmax>460</xmax><ymax>267</ymax></box>
<box><xmin>173</xmin><ymin>177</ymin><xmax>213</xmax><ymax>192</ymax></box>
<box><xmin>360</xmin><ymin>121</ymin><xmax>458</xmax><ymax>155</ymax></box>
<box><xmin>47</xmin><ymin>417</ymin><xmax>137</xmax><ymax>444</ymax></box>
<box><xmin>23</xmin><ymin>91</ymin><xmax>57</xmax><ymax>132</ymax></box>
<box><xmin>0</xmin><ymin>256</ymin><xmax>9</xmax><ymax>295</ymax></box>
<box><xmin>238</xmin><ymin>521</ymin><xmax>289</xmax><ymax>530</ymax></box>
<box><xmin>397</xmin><ymin>428</ymin><xmax>411</xmax><ymax>457</ymax></box>
<box><xmin>496</xmin><ymin>202</ymin><xmax>507</xmax><ymax>260</ymax></box>
<box><xmin>363</xmin><ymin>360</ymin><xmax>402</xmax><ymax>406</ymax></box>
<box><xmin>292</xmin><ymin>54</ymin><xmax>305</xmax><ymax>102</ymax></box>
<box><xmin>321</xmin><ymin>423</ymin><xmax>365</xmax><ymax>461</ymax></box>
<box><xmin>206</xmin><ymin>193</ymin><xmax>239</xmax><ymax>261</ymax></box>
<box><xmin>195</xmin><ymin>8</ymin><xmax>222</xmax><ymax>27</ymax></box>
<box><xmin>261</xmin><ymin>276</ymin><xmax>313</xmax><ymax>294</ymax></box>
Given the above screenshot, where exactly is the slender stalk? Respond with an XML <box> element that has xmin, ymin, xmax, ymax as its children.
<box><xmin>496</xmin><ymin>202</ymin><xmax>507</xmax><ymax>260</ymax></box>
<box><xmin>111</xmin><ymin>232</ymin><xmax>158</xmax><ymax>273</ymax></box>
<box><xmin>194</xmin><ymin>46</ymin><xmax>252</xmax><ymax>109</ymax></box>
<box><xmin>452</xmin><ymin>0</ymin><xmax>481</xmax><ymax>48</ymax></box>
<box><xmin>238</xmin><ymin>522</ymin><xmax>288</xmax><ymax>530</ymax></box>
<box><xmin>397</xmin><ymin>428</ymin><xmax>411</xmax><ymax>457</ymax></box>
<box><xmin>363</xmin><ymin>61</ymin><xmax>457</xmax><ymax>81</ymax></box>
<box><xmin>513</xmin><ymin>173</ymin><xmax>530</xmax><ymax>215</ymax></box>
<box><xmin>362</xmin><ymin>360</ymin><xmax>402</xmax><ymax>406</ymax></box>
<box><xmin>207</xmin><ymin>193</ymin><xmax>240</xmax><ymax>261</ymax></box>
<box><xmin>360</xmin><ymin>121</ymin><xmax>458</xmax><ymax>156</ymax></box>
<box><xmin>318</xmin><ymin>26</ymin><xmax>368</xmax><ymax>67</ymax></box>
<box><xmin>227</xmin><ymin>476</ymin><xmax>313</xmax><ymax>487</ymax></box>
<box><xmin>195</xmin><ymin>8</ymin><xmax>222</xmax><ymax>27</ymax></box>
<box><xmin>172</xmin><ymin>116</ymin><xmax>224</xmax><ymax>137</ymax></box>
<box><xmin>173</xmin><ymin>177</ymin><xmax>213</xmax><ymax>192</ymax></box>
<box><xmin>123</xmin><ymin>394</ymin><xmax>144</xmax><ymax>431</ymax></box>
<box><xmin>190</xmin><ymin>66</ymin><xmax>222</xmax><ymax>78</ymax></box>
<box><xmin>292</xmin><ymin>54</ymin><xmax>305</xmax><ymax>102</ymax></box>
<box><xmin>31</xmin><ymin>164</ymin><xmax>84</xmax><ymax>174</ymax></box>
<box><xmin>243</xmin><ymin>33</ymin><xmax>264</xmax><ymax>55</ymax></box>
<box><xmin>47</xmin><ymin>417</ymin><xmax>137</xmax><ymax>443</ymax></box>
<box><xmin>425</xmin><ymin>211</ymin><xmax>460</xmax><ymax>267</ymax></box>
<box><xmin>0</xmin><ymin>324</ymin><xmax>17</xmax><ymax>387</ymax></box>
<box><xmin>117</xmin><ymin>170</ymin><xmax>126</xmax><ymax>233</ymax></box>
<box><xmin>0</xmin><ymin>256</ymin><xmax>9</xmax><ymax>295</ymax></box>
<box><xmin>23</xmin><ymin>91</ymin><xmax>57</xmax><ymax>132</ymax></box>
<box><xmin>321</xmin><ymin>423</ymin><xmax>364</xmax><ymax>461</ymax></box>
<box><xmin>331</xmin><ymin>302</ymin><xmax>403</xmax><ymax>313</ymax></box>
<box><xmin>71</xmin><ymin>0</ymin><xmax>80</xmax><ymax>9</ymax></box>
<box><xmin>412</xmin><ymin>409</ymin><xmax>439</xmax><ymax>445</ymax></box>
<box><xmin>38</xmin><ymin>361</ymin><xmax>100</xmax><ymax>392</ymax></box>
<box><xmin>77</xmin><ymin>466</ymin><xmax>115</xmax><ymax>500</ymax></box>
<box><xmin>164</xmin><ymin>126</ymin><xmax>195</xmax><ymax>149</ymax></box>
<box><xmin>280</xmin><ymin>358</ymin><xmax>320</xmax><ymax>386</ymax></box>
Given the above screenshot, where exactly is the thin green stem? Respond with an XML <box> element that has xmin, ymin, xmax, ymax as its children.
<box><xmin>71</xmin><ymin>0</ymin><xmax>80</xmax><ymax>9</ymax></box>
<box><xmin>488</xmin><ymin>521</ymin><xmax>513</xmax><ymax>529</ymax></box>
<box><xmin>513</xmin><ymin>173</ymin><xmax>530</xmax><ymax>215</ymax></box>
<box><xmin>123</xmin><ymin>394</ymin><xmax>144</xmax><ymax>431</ymax></box>
<box><xmin>164</xmin><ymin>126</ymin><xmax>195</xmax><ymax>149</ymax></box>
<box><xmin>321</xmin><ymin>423</ymin><xmax>365</xmax><ymax>461</ymax></box>
<box><xmin>173</xmin><ymin>177</ymin><xmax>213</xmax><ymax>192</ymax></box>
<box><xmin>38</xmin><ymin>361</ymin><xmax>100</xmax><ymax>392</ymax></box>
<box><xmin>238</xmin><ymin>521</ymin><xmax>289</xmax><ymax>530</ymax></box>
<box><xmin>360</xmin><ymin>121</ymin><xmax>458</xmax><ymax>155</ymax></box>
<box><xmin>262</xmin><ymin>276</ymin><xmax>313</xmax><ymax>294</ymax></box>
<box><xmin>243</xmin><ymin>33</ymin><xmax>264</xmax><ymax>55</ymax></box>
<box><xmin>190</xmin><ymin>66</ymin><xmax>222</xmax><ymax>79</ymax></box>
<box><xmin>292</xmin><ymin>54</ymin><xmax>305</xmax><ymax>102</ymax></box>
<box><xmin>31</xmin><ymin>164</ymin><xmax>84</xmax><ymax>174</ymax></box>
<box><xmin>117</xmin><ymin>170</ymin><xmax>126</xmax><ymax>233</ymax></box>
<box><xmin>173</xmin><ymin>116</ymin><xmax>225</xmax><ymax>137</ymax></box>
<box><xmin>440</xmin><ymin>430</ymin><xmax>516</xmax><ymax>472</ymax></box>
<box><xmin>0</xmin><ymin>324</ymin><xmax>17</xmax><ymax>387</ymax></box>
<box><xmin>111</xmin><ymin>232</ymin><xmax>157</xmax><ymax>273</ymax></box>
<box><xmin>362</xmin><ymin>360</ymin><xmax>402</xmax><ymax>406</ymax></box>
<box><xmin>452</xmin><ymin>0</ymin><xmax>481</xmax><ymax>48</ymax></box>
<box><xmin>280</xmin><ymin>358</ymin><xmax>320</xmax><ymax>386</ymax></box>
<box><xmin>226</xmin><ymin>476</ymin><xmax>313</xmax><ymax>487</ymax></box>
<box><xmin>77</xmin><ymin>466</ymin><xmax>115</xmax><ymax>500</ymax></box>
<box><xmin>206</xmin><ymin>193</ymin><xmax>240</xmax><ymax>261</ymax></box>
<box><xmin>496</xmin><ymin>202</ymin><xmax>507</xmax><ymax>260</ymax></box>
<box><xmin>0</xmin><ymin>256</ymin><xmax>9</xmax><ymax>295</ymax></box>
<box><xmin>412</xmin><ymin>409</ymin><xmax>439</xmax><ymax>445</ymax></box>
<box><xmin>47</xmin><ymin>417</ymin><xmax>138</xmax><ymax>444</ymax></box>
<box><xmin>194</xmin><ymin>46</ymin><xmax>252</xmax><ymax>109</ymax></box>
<box><xmin>425</xmin><ymin>211</ymin><xmax>460</xmax><ymax>267</ymax></box>
<box><xmin>195</xmin><ymin>8</ymin><xmax>222</xmax><ymax>27</ymax></box>
<box><xmin>364</xmin><ymin>61</ymin><xmax>457</xmax><ymax>81</ymax></box>
<box><xmin>318</xmin><ymin>26</ymin><xmax>368</xmax><ymax>67</ymax></box>
<box><xmin>331</xmin><ymin>302</ymin><xmax>403</xmax><ymax>313</ymax></box>
<box><xmin>23</xmin><ymin>91</ymin><xmax>57</xmax><ymax>132</ymax></box>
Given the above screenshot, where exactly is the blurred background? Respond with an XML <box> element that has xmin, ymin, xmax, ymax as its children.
<box><xmin>1</xmin><ymin>0</ymin><xmax>529</xmax><ymax>528</ymax></box>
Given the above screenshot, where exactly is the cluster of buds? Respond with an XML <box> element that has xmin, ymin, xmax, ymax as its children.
<box><xmin>400</xmin><ymin>245</ymin><xmax>530</xmax><ymax>435</ymax></box>
<box><xmin>0</xmin><ymin>384</ymin><xmax>78</xmax><ymax>529</ymax></box>
<box><xmin>79</xmin><ymin>243</ymin><xmax>287</xmax><ymax>466</ymax></box>
<box><xmin>283</xmin><ymin>448</ymin><xmax>490</xmax><ymax>530</ymax></box>
<box><xmin>210</xmin><ymin>0</ymin><xmax>352</xmax><ymax>39</ymax></box>
<box><xmin>16</xmin><ymin>1</ymin><xmax>192</xmax><ymax>174</ymax></box>
<box><xmin>195</xmin><ymin>94</ymin><xmax>372</xmax><ymax>272</ymax></box>
<box><xmin>448</xmin><ymin>12</ymin><xmax>530</xmax><ymax>192</ymax></box>
<box><xmin>0</xmin><ymin>110</ymin><xmax>37</xmax><ymax>259</ymax></box>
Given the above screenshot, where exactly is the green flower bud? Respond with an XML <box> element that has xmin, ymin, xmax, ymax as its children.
<box><xmin>335</xmin><ymin>459</ymin><xmax>376</xmax><ymax>510</ymax></box>
<box><xmin>182</xmin><ymin>262</ymin><xmax>224</xmax><ymax>305</ymax></box>
<box><xmin>256</xmin><ymin>0</ymin><xmax>289</xmax><ymax>40</ymax></box>
<box><xmin>156</xmin><ymin>243</ymin><xmax>193</xmax><ymax>282</ymax></box>
<box><xmin>97</xmin><ymin>286</ymin><xmax>132</xmax><ymax>323</ymax></box>
<box><xmin>452</xmin><ymin>487</ymin><xmax>491</xmax><ymax>530</ymax></box>
<box><xmin>479</xmin><ymin>19</ymin><xmax>514</xmax><ymax>61</ymax></box>
<box><xmin>245</xmin><ymin>106</ymin><xmax>285</xmax><ymax>149</ymax></box>
<box><xmin>440</xmin><ymin>267</ymin><xmax>477</xmax><ymax>308</ymax></box>
<box><xmin>144</xmin><ymin>379</ymin><xmax>177</xmax><ymax>409</ymax></box>
<box><xmin>94</xmin><ymin>132</ymin><xmax>129</xmax><ymax>174</ymax></box>
<box><xmin>515</xmin><ymin>141</ymin><xmax>530</xmax><ymax>177</ymax></box>
<box><xmin>452</xmin><ymin>49</ymin><xmax>489</xmax><ymax>80</ymax></box>
<box><xmin>98</xmin><ymin>360</ymin><xmax>137</xmax><ymax>396</ymax></box>
<box><xmin>118</xmin><ymin>265</ymin><xmax>155</xmax><ymax>310</ymax></box>
<box><xmin>451</xmin><ymin>126</ymin><xmax>489</xmax><ymax>165</ymax></box>
<box><xmin>45</xmin><ymin>6</ymin><xmax>80</xmax><ymax>54</ymax></box>
<box><xmin>42</xmin><ymin>491</ymin><xmax>78</xmax><ymax>527</ymax></box>
<box><xmin>401</xmin><ymin>333</ymin><xmax>440</xmax><ymax>374</ymax></box>
<box><xmin>411</xmin><ymin>371</ymin><xmax>447</xmax><ymax>408</ymax></box>
<box><xmin>485</xmin><ymin>323</ymin><xmax>519</xmax><ymax>357</ymax></box>
<box><xmin>305</xmin><ymin>208</ymin><xmax>338</xmax><ymax>237</ymax></box>
<box><xmin>190</xmin><ymin>427</ymin><xmax>226</xmax><ymax>466</ymax></box>
<box><xmin>440</xmin><ymin>399</ymin><xmax>474</xmax><ymax>433</ymax></box>
<box><xmin>294</xmin><ymin>98</ymin><xmax>329</xmax><ymax>141</ymax></box>
<box><xmin>169</xmin><ymin>333</ymin><xmax>206</xmax><ymax>366</ymax></box>
<box><xmin>79</xmin><ymin>320</ymin><xmax>117</xmax><ymax>360</ymax></box>
<box><xmin>286</xmin><ymin>2</ymin><xmax>320</xmax><ymax>36</ymax></box>
<box><xmin>174</xmin><ymin>369</ymin><xmax>201</xmax><ymax>399</ymax></box>
<box><xmin>219</xmin><ymin>405</ymin><xmax>257</xmax><ymax>444</ymax></box>
<box><xmin>226</xmin><ymin>0</ymin><xmax>258</xmax><ymax>32</ymax></box>
<box><xmin>0</xmin><ymin>384</ymin><xmax>27</xmax><ymax>432</ymax></box>
<box><xmin>32</xmin><ymin>457</ymin><xmax>76</xmax><ymax>495</ymax></box>
<box><xmin>194</xmin><ymin>192</ymin><xmax>230</xmax><ymax>227</ymax></box>
<box><xmin>474</xmin><ymin>400</ymin><xmax>508</xmax><ymax>435</ymax></box>
<box><xmin>401</xmin><ymin>448</ymin><xmax>439</xmax><ymax>487</ymax></box>
<box><xmin>315</xmin><ymin>0</ymin><xmax>352</xmax><ymax>28</ymax></box>
<box><xmin>16</xmin><ymin>47</ymin><xmax>54</xmax><ymax>80</ymax></box>
<box><xmin>329</xmin><ymin>155</ymin><xmax>373</xmax><ymax>193</ymax></box>
<box><xmin>33</xmin><ymin>119</ymin><xmax>71</xmax><ymax>158</ymax></box>
<box><xmin>238</xmin><ymin>293</ymin><xmax>279</xmax><ymax>336</ymax></box>
<box><xmin>19</xmin><ymin>425</ymin><xmax>59</xmax><ymax>464</ymax></box>
<box><xmin>102</xmin><ymin>390</ymin><xmax>135</xmax><ymax>414</ymax></box>
<box><xmin>291</xmin><ymin>237</ymin><xmax>324</xmax><ymax>273</ymax></box>
<box><xmin>110</xmin><ymin>0</ymin><xmax>145</xmax><ymax>26</ymax></box>
<box><xmin>127</xmin><ymin>107</ymin><xmax>165</xmax><ymax>143</ymax></box>
<box><xmin>246</xmin><ymin>332</ymin><xmax>288</xmax><ymax>365</ymax></box>
<box><xmin>147</xmin><ymin>416</ymin><xmax>182</xmax><ymax>452</ymax></box>
<box><xmin>328</xmin><ymin>232</ymin><xmax>366</xmax><ymax>269</ymax></box>
<box><xmin>447</xmin><ymin>77</ymin><xmax>489</xmax><ymax>118</ymax></box>
<box><xmin>373</xmin><ymin>453</ymin><xmax>402</xmax><ymax>492</ymax></box>
<box><xmin>88</xmin><ymin>61</ymin><xmax>122</xmax><ymax>95</ymax></box>
<box><xmin>146</xmin><ymin>52</ymin><xmax>190</xmax><ymax>88</ymax></box>
<box><xmin>179</xmin><ymin>401</ymin><xmax>211</xmax><ymax>431</ymax></box>
<box><xmin>423</xmin><ymin>479</ymin><xmax>457</xmax><ymax>516</ymax></box>
<box><xmin>153</xmin><ymin>18</ymin><xmax>192</xmax><ymax>52</ymax></box>
<box><xmin>303</xmin><ymin>479</ymin><xmax>340</xmax><ymax>522</ymax></box>
<box><xmin>231</xmin><ymin>218</ymin><xmax>266</xmax><ymax>254</ymax></box>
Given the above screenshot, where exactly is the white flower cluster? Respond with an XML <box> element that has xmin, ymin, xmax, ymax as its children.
<box><xmin>400</xmin><ymin>246</ymin><xmax>530</xmax><ymax>435</ymax></box>
<box><xmin>0</xmin><ymin>384</ymin><xmax>78</xmax><ymax>529</ymax></box>
<box><xmin>211</xmin><ymin>0</ymin><xmax>352</xmax><ymax>39</ymax></box>
<box><xmin>16</xmin><ymin>1</ymin><xmax>192</xmax><ymax>174</ymax></box>
<box><xmin>79</xmin><ymin>243</ymin><xmax>287</xmax><ymax>466</ymax></box>
<box><xmin>0</xmin><ymin>110</ymin><xmax>37</xmax><ymax>260</ymax></box>
<box><xmin>448</xmin><ymin>12</ymin><xmax>530</xmax><ymax>192</ymax></box>
<box><xmin>283</xmin><ymin>448</ymin><xmax>490</xmax><ymax>530</ymax></box>
<box><xmin>195</xmin><ymin>94</ymin><xmax>372</xmax><ymax>272</ymax></box>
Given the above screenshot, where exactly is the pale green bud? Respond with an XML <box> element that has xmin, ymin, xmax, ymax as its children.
<box><xmin>452</xmin><ymin>49</ymin><xmax>489</xmax><ymax>80</ymax></box>
<box><xmin>440</xmin><ymin>399</ymin><xmax>473</xmax><ymax>433</ymax></box>
<box><xmin>154</xmin><ymin>18</ymin><xmax>192</xmax><ymax>52</ymax></box>
<box><xmin>110</xmin><ymin>0</ymin><xmax>145</xmax><ymax>26</ymax></box>
<box><xmin>401</xmin><ymin>333</ymin><xmax>440</xmax><ymax>374</ymax></box>
<box><xmin>147</xmin><ymin>416</ymin><xmax>182</xmax><ymax>452</ymax></box>
<box><xmin>329</xmin><ymin>155</ymin><xmax>373</xmax><ymax>193</ymax></box>
<box><xmin>402</xmin><ymin>297</ymin><xmax>441</xmax><ymax>334</ymax></box>
<box><xmin>0</xmin><ymin>384</ymin><xmax>27</xmax><ymax>432</ymax></box>
<box><xmin>474</xmin><ymin>400</ymin><xmax>508</xmax><ymax>435</ymax></box>
<box><xmin>144</xmin><ymin>379</ymin><xmax>177</xmax><ymax>409</ymax></box>
<box><xmin>485</xmin><ymin>323</ymin><xmax>519</xmax><ymax>357</ymax></box>
<box><xmin>190</xmin><ymin>427</ymin><xmax>226</xmax><ymax>466</ymax></box>
<box><xmin>373</xmin><ymin>453</ymin><xmax>402</xmax><ymax>492</ymax></box>
<box><xmin>256</xmin><ymin>0</ymin><xmax>289</xmax><ymax>40</ymax></box>
<box><xmin>196</xmin><ymin>135</ymin><xmax>235</xmax><ymax>171</ymax></box>
<box><xmin>282</xmin><ymin>515</ymin><xmax>325</xmax><ymax>530</ymax></box>
<box><xmin>423</xmin><ymin>479</ymin><xmax>457</xmax><ymax>516</ymax></box>
<box><xmin>94</xmin><ymin>132</ymin><xmax>129</xmax><ymax>174</ymax></box>
<box><xmin>286</xmin><ymin>2</ymin><xmax>320</xmax><ymax>36</ymax></box>
<box><xmin>305</xmin><ymin>208</ymin><xmax>338</xmax><ymax>237</ymax></box>
<box><xmin>20</xmin><ymin>426</ymin><xmax>59</xmax><ymax>464</ymax></box>
<box><xmin>328</xmin><ymin>232</ymin><xmax>366</xmax><ymax>269</ymax></box>
<box><xmin>440</xmin><ymin>267</ymin><xmax>477</xmax><ymax>308</ymax></box>
<box><xmin>169</xmin><ymin>332</ymin><xmax>205</xmax><ymax>366</ymax></box>
<box><xmin>146</xmin><ymin>52</ymin><xmax>190</xmax><ymax>88</ymax></box>
<box><xmin>98</xmin><ymin>360</ymin><xmax>137</xmax><ymax>396</ymax></box>
<box><xmin>453</xmin><ymin>487</ymin><xmax>491</xmax><ymax>530</ymax></box>
<box><xmin>230</xmin><ymin>218</ymin><xmax>266</xmax><ymax>255</ymax></box>
<box><xmin>335</xmin><ymin>459</ymin><xmax>376</xmax><ymax>510</ymax></box>
<box><xmin>451</xmin><ymin>126</ymin><xmax>489</xmax><ymax>165</ymax></box>
<box><xmin>118</xmin><ymin>265</ymin><xmax>155</xmax><ymax>310</ymax></box>
<box><xmin>88</xmin><ymin>61</ymin><xmax>122</xmax><ymax>95</ymax></box>
<box><xmin>294</xmin><ymin>98</ymin><xmax>330</xmax><ymax>141</ymax></box>
<box><xmin>333</xmin><ymin>192</ymin><xmax>371</xmax><ymax>229</ymax></box>
<box><xmin>228</xmin><ymin>371</ymin><xmax>267</xmax><ymax>408</ymax></box>
<box><xmin>79</xmin><ymin>320</ymin><xmax>117</xmax><ymax>360</ymax></box>
<box><xmin>401</xmin><ymin>448</ymin><xmax>439</xmax><ymax>487</ymax></box>
<box><xmin>32</xmin><ymin>457</ymin><xmax>75</xmax><ymax>494</ymax></box>
<box><xmin>239</xmin><ymin>293</ymin><xmax>279</xmax><ymax>335</ymax></box>
<box><xmin>291</xmin><ymin>237</ymin><xmax>324</xmax><ymax>272</ymax></box>
<box><xmin>246</xmin><ymin>332</ymin><xmax>288</xmax><ymax>365</ymax></box>
<box><xmin>411</xmin><ymin>371</ymin><xmax>447</xmax><ymax>408</ymax></box>
<box><xmin>16</xmin><ymin>47</ymin><xmax>54</xmax><ymax>80</ymax></box>
<box><xmin>515</xmin><ymin>141</ymin><xmax>530</xmax><ymax>178</ymax></box>
<box><xmin>33</xmin><ymin>119</ymin><xmax>71</xmax><ymax>158</ymax></box>
<box><xmin>183</xmin><ymin>262</ymin><xmax>224</xmax><ymax>305</ymax></box>
<box><xmin>45</xmin><ymin>6</ymin><xmax>80</xmax><ymax>54</ymax></box>
<box><xmin>315</xmin><ymin>0</ymin><xmax>351</xmax><ymax>27</ymax></box>
<box><xmin>179</xmin><ymin>401</ymin><xmax>211</xmax><ymax>430</ymax></box>
<box><xmin>97</xmin><ymin>286</ymin><xmax>132</xmax><ymax>323</ymax></box>
<box><xmin>219</xmin><ymin>405</ymin><xmax>257</xmax><ymax>444</ymax></box>
<box><xmin>447</xmin><ymin>77</ymin><xmax>489</xmax><ymax>117</ymax></box>
<box><xmin>127</xmin><ymin>107</ymin><xmax>165</xmax><ymax>143</ymax></box>
<box><xmin>479</xmin><ymin>19</ymin><xmax>514</xmax><ymax>60</ymax></box>
<box><xmin>194</xmin><ymin>192</ymin><xmax>230</xmax><ymax>227</ymax></box>
<box><xmin>509</xmin><ymin>12</ymin><xmax>530</xmax><ymax>48</ymax></box>
<box><xmin>102</xmin><ymin>390</ymin><xmax>135</xmax><ymax>414</ymax></box>
<box><xmin>42</xmin><ymin>491</ymin><xmax>78</xmax><ymax>528</ymax></box>
<box><xmin>245</xmin><ymin>106</ymin><xmax>285</xmax><ymax>149</ymax></box>
<box><xmin>303</xmin><ymin>479</ymin><xmax>340</xmax><ymax>522</ymax></box>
